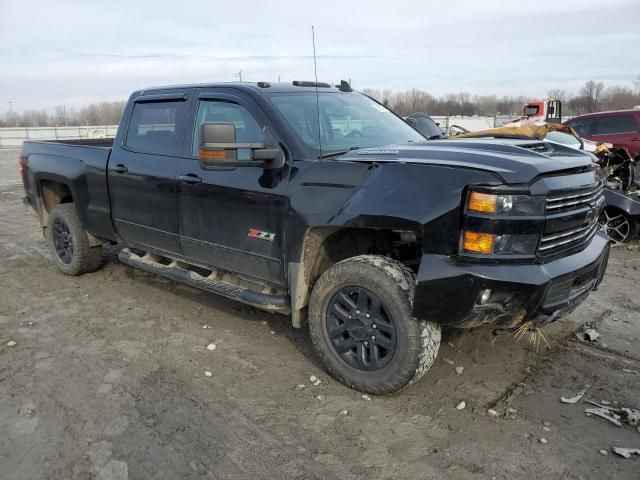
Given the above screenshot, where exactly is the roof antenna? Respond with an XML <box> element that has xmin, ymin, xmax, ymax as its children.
<box><xmin>312</xmin><ymin>25</ymin><xmax>322</xmax><ymax>158</ymax></box>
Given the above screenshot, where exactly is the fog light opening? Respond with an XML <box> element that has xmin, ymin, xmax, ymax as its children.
<box><xmin>479</xmin><ymin>289</ymin><xmax>492</xmax><ymax>305</ymax></box>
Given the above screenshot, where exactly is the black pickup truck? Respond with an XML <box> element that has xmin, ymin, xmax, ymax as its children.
<box><xmin>20</xmin><ymin>81</ymin><xmax>610</xmax><ymax>394</ymax></box>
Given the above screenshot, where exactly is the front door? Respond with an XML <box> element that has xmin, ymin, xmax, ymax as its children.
<box><xmin>108</xmin><ymin>94</ymin><xmax>188</xmax><ymax>254</ymax></box>
<box><xmin>175</xmin><ymin>89</ymin><xmax>289</xmax><ymax>286</ymax></box>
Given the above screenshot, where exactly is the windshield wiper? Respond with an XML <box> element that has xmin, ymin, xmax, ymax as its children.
<box><xmin>318</xmin><ymin>147</ymin><xmax>360</xmax><ymax>159</ymax></box>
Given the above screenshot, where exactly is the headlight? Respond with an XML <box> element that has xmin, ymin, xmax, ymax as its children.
<box><xmin>462</xmin><ymin>231</ymin><xmax>538</xmax><ymax>256</ymax></box>
<box><xmin>467</xmin><ymin>191</ymin><xmax>544</xmax><ymax>216</ymax></box>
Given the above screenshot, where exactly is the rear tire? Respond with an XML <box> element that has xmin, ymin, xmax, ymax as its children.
<box><xmin>47</xmin><ymin>203</ymin><xmax>102</xmax><ymax>276</ymax></box>
<box><xmin>308</xmin><ymin>255</ymin><xmax>440</xmax><ymax>394</ymax></box>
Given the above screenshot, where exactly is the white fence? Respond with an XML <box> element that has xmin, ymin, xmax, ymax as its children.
<box><xmin>0</xmin><ymin>125</ymin><xmax>118</xmax><ymax>149</ymax></box>
<box><xmin>432</xmin><ymin>116</ymin><xmax>499</xmax><ymax>132</ymax></box>
<box><xmin>0</xmin><ymin>116</ymin><xmax>530</xmax><ymax>149</ymax></box>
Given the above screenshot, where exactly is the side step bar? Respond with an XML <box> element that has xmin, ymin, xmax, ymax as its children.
<box><xmin>118</xmin><ymin>248</ymin><xmax>290</xmax><ymax>314</ymax></box>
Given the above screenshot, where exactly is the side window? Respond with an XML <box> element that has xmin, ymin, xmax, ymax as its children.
<box><xmin>567</xmin><ymin>117</ymin><xmax>594</xmax><ymax>137</ymax></box>
<box><xmin>592</xmin><ymin>115</ymin><xmax>638</xmax><ymax>135</ymax></box>
<box><xmin>125</xmin><ymin>101</ymin><xmax>185</xmax><ymax>154</ymax></box>
<box><xmin>193</xmin><ymin>100</ymin><xmax>264</xmax><ymax>160</ymax></box>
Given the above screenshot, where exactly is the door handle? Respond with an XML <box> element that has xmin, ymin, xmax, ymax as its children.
<box><xmin>178</xmin><ymin>173</ymin><xmax>202</xmax><ymax>184</ymax></box>
<box><xmin>111</xmin><ymin>164</ymin><xmax>128</xmax><ymax>174</ymax></box>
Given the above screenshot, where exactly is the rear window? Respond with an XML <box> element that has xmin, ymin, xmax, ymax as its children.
<box><xmin>592</xmin><ymin>115</ymin><xmax>638</xmax><ymax>135</ymax></box>
<box><xmin>125</xmin><ymin>101</ymin><xmax>185</xmax><ymax>154</ymax></box>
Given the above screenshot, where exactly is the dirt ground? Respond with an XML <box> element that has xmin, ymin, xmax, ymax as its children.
<box><xmin>1</xmin><ymin>148</ymin><xmax>639</xmax><ymax>480</ymax></box>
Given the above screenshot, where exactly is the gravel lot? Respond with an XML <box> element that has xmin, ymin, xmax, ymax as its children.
<box><xmin>1</xmin><ymin>148</ymin><xmax>639</xmax><ymax>479</ymax></box>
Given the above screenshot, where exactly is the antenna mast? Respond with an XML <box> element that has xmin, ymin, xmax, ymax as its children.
<box><xmin>312</xmin><ymin>26</ymin><xmax>322</xmax><ymax>158</ymax></box>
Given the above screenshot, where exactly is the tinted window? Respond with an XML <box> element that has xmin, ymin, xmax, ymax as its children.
<box><xmin>411</xmin><ymin>115</ymin><xmax>443</xmax><ymax>138</ymax></box>
<box><xmin>567</xmin><ymin>117</ymin><xmax>594</xmax><ymax>137</ymax></box>
<box><xmin>592</xmin><ymin>115</ymin><xmax>638</xmax><ymax>135</ymax></box>
<box><xmin>193</xmin><ymin>100</ymin><xmax>264</xmax><ymax>160</ymax></box>
<box><xmin>126</xmin><ymin>101</ymin><xmax>184</xmax><ymax>154</ymax></box>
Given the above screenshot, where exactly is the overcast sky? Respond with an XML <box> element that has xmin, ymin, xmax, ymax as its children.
<box><xmin>1</xmin><ymin>0</ymin><xmax>639</xmax><ymax>113</ymax></box>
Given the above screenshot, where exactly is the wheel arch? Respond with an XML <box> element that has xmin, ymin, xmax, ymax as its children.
<box><xmin>36</xmin><ymin>175</ymin><xmax>76</xmax><ymax>231</ymax></box>
<box><xmin>288</xmin><ymin>226</ymin><xmax>422</xmax><ymax>327</ymax></box>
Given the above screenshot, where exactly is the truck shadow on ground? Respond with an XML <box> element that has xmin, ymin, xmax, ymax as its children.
<box><xmin>107</xmin><ymin>251</ymin><xmax>565</xmax><ymax>404</ymax></box>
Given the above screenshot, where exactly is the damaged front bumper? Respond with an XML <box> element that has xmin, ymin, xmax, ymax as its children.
<box><xmin>412</xmin><ymin>233</ymin><xmax>610</xmax><ymax>328</ymax></box>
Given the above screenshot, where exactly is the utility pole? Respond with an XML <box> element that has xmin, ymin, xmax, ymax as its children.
<box><xmin>8</xmin><ymin>101</ymin><xmax>16</xmax><ymax>127</ymax></box>
<box><xmin>236</xmin><ymin>70</ymin><xmax>243</xmax><ymax>82</ymax></box>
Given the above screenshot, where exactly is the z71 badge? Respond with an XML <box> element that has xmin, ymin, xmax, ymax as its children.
<box><xmin>248</xmin><ymin>229</ymin><xmax>276</xmax><ymax>241</ymax></box>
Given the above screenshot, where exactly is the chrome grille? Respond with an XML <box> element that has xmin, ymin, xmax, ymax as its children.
<box><xmin>540</xmin><ymin>219</ymin><xmax>599</xmax><ymax>254</ymax></box>
<box><xmin>539</xmin><ymin>181</ymin><xmax>605</xmax><ymax>259</ymax></box>
<box><xmin>546</xmin><ymin>183</ymin><xmax>604</xmax><ymax>213</ymax></box>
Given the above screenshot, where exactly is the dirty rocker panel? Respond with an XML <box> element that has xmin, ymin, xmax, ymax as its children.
<box><xmin>118</xmin><ymin>248</ymin><xmax>290</xmax><ymax>314</ymax></box>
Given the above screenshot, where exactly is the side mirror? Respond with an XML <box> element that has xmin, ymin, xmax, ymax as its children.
<box><xmin>405</xmin><ymin>118</ymin><xmax>418</xmax><ymax>129</ymax></box>
<box><xmin>199</xmin><ymin>122</ymin><xmax>284</xmax><ymax>169</ymax></box>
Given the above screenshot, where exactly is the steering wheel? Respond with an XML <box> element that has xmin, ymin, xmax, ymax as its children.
<box><xmin>344</xmin><ymin>130</ymin><xmax>364</xmax><ymax>139</ymax></box>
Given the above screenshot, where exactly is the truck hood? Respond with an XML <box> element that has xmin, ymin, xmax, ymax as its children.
<box><xmin>339</xmin><ymin>139</ymin><xmax>593</xmax><ymax>184</ymax></box>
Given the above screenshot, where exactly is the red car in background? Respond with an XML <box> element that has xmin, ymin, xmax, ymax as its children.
<box><xmin>565</xmin><ymin>109</ymin><xmax>640</xmax><ymax>158</ymax></box>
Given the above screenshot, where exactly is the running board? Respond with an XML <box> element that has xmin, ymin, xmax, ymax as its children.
<box><xmin>118</xmin><ymin>248</ymin><xmax>290</xmax><ymax>314</ymax></box>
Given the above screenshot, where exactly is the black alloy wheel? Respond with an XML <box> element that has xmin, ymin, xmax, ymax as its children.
<box><xmin>52</xmin><ymin>217</ymin><xmax>74</xmax><ymax>264</ymax></box>
<box><xmin>326</xmin><ymin>286</ymin><xmax>397</xmax><ymax>371</ymax></box>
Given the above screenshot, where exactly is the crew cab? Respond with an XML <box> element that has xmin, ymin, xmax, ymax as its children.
<box><xmin>20</xmin><ymin>81</ymin><xmax>610</xmax><ymax>394</ymax></box>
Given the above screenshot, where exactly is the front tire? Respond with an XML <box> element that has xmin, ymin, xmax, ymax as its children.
<box><xmin>47</xmin><ymin>203</ymin><xmax>102</xmax><ymax>276</ymax></box>
<box><xmin>599</xmin><ymin>207</ymin><xmax>638</xmax><ymax>244</ymax></box>
<box><xmin>308</xmin><ymin>255</ymin><xmax>440</xmax><ymax>394</ymax></box>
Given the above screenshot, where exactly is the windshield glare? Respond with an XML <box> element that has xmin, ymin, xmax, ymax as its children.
<box><xmin>545</xmin><ymin>131</ymin><xmax>582</xmax><ymax>149</ymax></box>
<box><xmin>269</xmin><ymin>92</ymin><xmax>425</xmax><ymax>157</ymax></box>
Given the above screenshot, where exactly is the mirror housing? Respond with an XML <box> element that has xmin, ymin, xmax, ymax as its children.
<box><xmin>199</xmin><ymin>122</ymin><xmax>285</xmax><ymax>168</ymax></box>
<box><xmin>405</xmin><ymin>117</ymin><xmax>418</xmax><ymax>129</ymax></box>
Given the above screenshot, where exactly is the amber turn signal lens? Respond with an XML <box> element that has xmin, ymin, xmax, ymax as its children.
<box><xmin>199</xmin><ymin>149</ymin><xmax>226</xmax><ymax>160</ymax></box>
<box><xmin>468</xmin><ymin>192</ymin><xmax>497</xmax><ymax>213</ymax></box>
<box><xmin>463</xmin><ymin>231</ymin><xmax>495</xmax><ymax>254</ymax></box>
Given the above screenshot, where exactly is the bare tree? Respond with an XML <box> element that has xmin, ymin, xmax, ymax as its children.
<box><xmin>20</xmin><ymin>110</ymin><xmax>49</xmax><ymax>127</ymax></box>
<box><xmin>54</xmin><ymin>106</ymin><xmax>70</xmax><ymax>126</ymax></box>
<box><xmin>474</xmin><ymin>95</ymin><xmax>498</xmax><ymax>116</ymax></box>
<box><xmin>547</xmin><ymin>89</ymin><xmax>568</xmax><ymax>103</ymax></box>
<box><xmin>579</xmin><ymin>80</ymin><xmax>605</xmax><ymax>113</ymax></box>
<box><xmin>601</xmin><ymin>86</ymin><xmax>640</xmax><ymax>111</ymax></box>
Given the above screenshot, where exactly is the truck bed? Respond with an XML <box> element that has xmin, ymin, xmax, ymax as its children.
<box><xmin>37</xmin><ymin>138</ymin><xmax>114</xmax><ymax>148</ymax></box>
<box><xmin>21</xmin><ymin>138</ymin><xmax>116</xmax><ymax>242</ymax></box>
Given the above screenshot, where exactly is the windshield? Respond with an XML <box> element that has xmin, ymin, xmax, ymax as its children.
<box><xmin>545</xmin><ymin>131</ymin><xmax>582</xmax><ymax>150</ymax></box>
<box><xmin>268</xmin><ymin>92</ymin><xmax>425</xmax><ymax>157</ymax></box>
<box><xmin>524</xmin><ymin>105</ymin><xmax>540</xmax><ymax>116</ymax></box>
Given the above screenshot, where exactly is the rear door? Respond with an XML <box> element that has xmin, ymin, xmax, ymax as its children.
<box><xmin>175</xmin><ymin>88</ymin><xmax>290</xmax><ymax>286</ymax></box>
<box><xmin>108</xmin><ymin>92</ymin><xmax>188</xmax><ymax>254</ymax></box>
